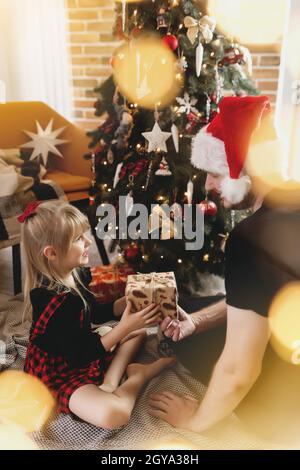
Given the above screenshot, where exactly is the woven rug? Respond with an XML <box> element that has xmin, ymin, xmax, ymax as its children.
<box><xmin>0</xmin><ymin>294</ymin><xmax>286</xmax><ymax>450</ymax></box>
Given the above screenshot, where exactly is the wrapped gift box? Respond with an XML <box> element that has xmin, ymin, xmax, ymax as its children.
<box><xmin>89</xmin><ymin>264</ymin><xmax>135</xmax><ymax>304</ymax></box>
<box><xmin>125</xmin><ymin>272</ymin><xmax>178</xmax><ymax>320</ymax></box>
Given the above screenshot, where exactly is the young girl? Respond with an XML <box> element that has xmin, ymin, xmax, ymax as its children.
<box><xmin>20</xmin><ymin>199</ymin><xmax>175</xmax><ymax>429</ymax></box>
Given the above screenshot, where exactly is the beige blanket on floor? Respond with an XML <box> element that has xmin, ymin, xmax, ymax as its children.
<box><xmin>0</xmin><ymin>294</ymin><xmax>285</xmax><ymax>450</ymax></box>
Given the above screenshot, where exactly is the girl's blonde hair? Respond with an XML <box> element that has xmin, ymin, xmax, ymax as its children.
<box><xmin>21</xmin><ymin>199</ymin><xmax>91</xmax><ymax>321</ymax></box>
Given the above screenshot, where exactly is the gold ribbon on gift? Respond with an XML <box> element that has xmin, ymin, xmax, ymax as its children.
<box><xmin>184</xmin><ymin>15</ymin><xmax>217</xmax><ymax>45</ymax></box>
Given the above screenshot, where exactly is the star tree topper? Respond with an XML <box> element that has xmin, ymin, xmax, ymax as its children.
<box><xmin>142</xmin><ymin>122</ymin><xmax>171</xmax><ymax>153</ymax></box>
<box><xmin>21</xmin><ymin>119</ymin><xmax>69</xmax><ymax>166</ymax></box>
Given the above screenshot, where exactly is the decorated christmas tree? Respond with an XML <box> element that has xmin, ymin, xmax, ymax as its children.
<box><xmin>85</xmin><ymin>0</ymin><xmax>257</xmax><ymax>294</ymax></box>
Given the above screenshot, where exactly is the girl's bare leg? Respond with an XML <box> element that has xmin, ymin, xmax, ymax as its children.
<box><xmin>113</xmin><ymin>358</ymin><xmax>176</xmax><ymax>409</ymax></box>
<box><xmin>69</xmin><ymin>357</ymin><xmax>176</xmax><ymax>429</ymax></box>
<box><xmin>99</xmin><ymin>331</ymin><xmax>147</xmax><ymax>393</ymax></box>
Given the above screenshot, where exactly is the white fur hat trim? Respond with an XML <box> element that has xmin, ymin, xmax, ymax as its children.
<box><xmin>191</xmin><ymin>126</ymin><xmax>229</xmax><ymax>176</ymax></box>
<box><xmin>220</xmin><ymin>174</ymin><xmax>252</xmax><ymax>204</ymax></box>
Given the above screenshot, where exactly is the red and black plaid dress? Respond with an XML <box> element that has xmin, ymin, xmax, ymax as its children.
<box><xmin>24</xmin><ymin>268</ymin><xmax>116</xmax><ymax>414</ymax></box>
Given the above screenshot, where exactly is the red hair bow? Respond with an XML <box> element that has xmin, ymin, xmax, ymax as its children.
<box><xmin>17</xmin><ymin>201</ymin><xmax>43</xmax><ymax>223</ymax></box>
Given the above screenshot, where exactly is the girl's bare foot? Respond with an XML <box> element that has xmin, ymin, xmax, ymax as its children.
<box><xmin>126</xmin><ymin>357</ymin><xmax>176</xmax><ymax>381</ymax></box>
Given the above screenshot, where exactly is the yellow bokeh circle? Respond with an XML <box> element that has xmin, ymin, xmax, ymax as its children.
<box><xmin>0</xmin><ymin>370</ymin><xmax>56</xmax><ymax>433</ymax></box>
<box><xmin>0</xmin><ymin>424</ymin><xmax>38</xmax><ymax>450</ymax></box>
<box><xmin>269</xmin><ymin>282</ymin><xmax>300</xmax><ymax>365</ymax></box>
<box><xmin>115</xmin><ymin>0</ymin><xmax>146</xmax><ymax>2</ymax></box>
<box><xmin>113</xmin><ymin>37</ymin><xmax>181</xmax><ymax>109</ymax></box>
<box><xmin>208</xmin><ymin>0</ymin><xmax>286</xmax><ymax>44</ymax></box>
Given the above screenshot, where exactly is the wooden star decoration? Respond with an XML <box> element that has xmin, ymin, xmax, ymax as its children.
<box><xmin>142</xmin><ymin>122</ymin><xmax>171</xmax><ymax>153</ymax></box>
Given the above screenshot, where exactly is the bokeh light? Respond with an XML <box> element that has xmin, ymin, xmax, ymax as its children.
<box><xmin>0</xmin><ymin>371</ymin><xmax>56</xmax><ymax>433</ymax></box>
<box><xmin>269</xmin><ymin>282</ymin><xmax>300</xmax><ymax>364</ymax></box>
<box><xmin>0</xmin><ymin>424</ymin><xmax>38</xmax><ymax>450</ymax></box>
<box><xmin>246</xmin><ymin>138</ymin><xmax>288</xmax><ymax>195</ymax></box>
<box><xmin>115</xmin><ymin>0</ymin><xmax>146</xmax><ymax>2</ymax></box>
<box><xmin>245</xmin><ymin>110</ymin><xmax>295</xmax><ymax>204</ymax></box>
<box><xmin>208</xmin><ymin>0</ymin><xmax>286</xmax><ymax>44</ymax></box>
<box><xmin>113</xmin><ymin>36</ymin><xmax>181</xmax><ymax>109</ymax></box>
<box><xmin>143</xmin><ymin>435</ymin><xmax>198</xmax><ymax>450</ymax></box>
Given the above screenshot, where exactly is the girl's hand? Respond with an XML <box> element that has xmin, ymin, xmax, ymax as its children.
<box><xmin>120</xmin><ymin>301</ymin><xmax>161</xmax><ymax>334</ymax></box>
<box><xmin>100</xmin><ymin>302</ymin><xmax>160</xmax><ymax>352</ymax></box>
<box><xmin>113</xmin><ymin>296</ymin><xmax>126</xmax><ymax>317</ymax></box>
<box><xmin>120</xmin><ymin>328</ymin><xmax>147</xmax><ymax>344</ymax></box>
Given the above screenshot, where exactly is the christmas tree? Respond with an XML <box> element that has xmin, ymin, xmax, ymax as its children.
<box><xmin>85</xmin><ymin>0</ymin><xmax>257</xmax><ymax>294</ymax></box>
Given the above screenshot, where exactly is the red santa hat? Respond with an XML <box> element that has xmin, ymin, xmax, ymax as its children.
<box><xmin>191</xmin><ymin>95</ymin><xmax>272</xmax><ymax>204</ymax></box>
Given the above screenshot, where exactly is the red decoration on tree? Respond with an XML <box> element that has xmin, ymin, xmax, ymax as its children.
<box><xmin>119</xmin><ymin>159</ymin><xmax>148</xmax><ymax>180</ymax></box>
<box><xmin>124</xmin><ymin>244</ymin><xmax>140</xmax><ymax>263</ymax></box>
<box><xmin>220</xmin><ymin>47</ymin><xmax>244</xmax><ymax>67</ymax></box>
<box><xmin>186</xmin><ymin>111</ymin><xmax>201</xmax><ymax>133</ymax></box>
<box><xmin>197</xmin><ymin>197</ymin><xmax>217</xmax><ymax>217</ymax></box>
<box><xmin>89</xmin><ymin>196</ymin><xmax>95</xmax><ymax>206</ymax></box>
<box><xmin>162</xmin><ymin>34</ymin><xmax>178</xmax><ymax>51</ymax></box>
<box><xmin>100</xmin><ymin>115</ymin><xmax>118</xmax><ymax>135</ymax></box>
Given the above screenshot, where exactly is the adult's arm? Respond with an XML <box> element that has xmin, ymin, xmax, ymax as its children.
<box><xmin>190</xmin><ymin>305</ymin><xmax>270</xmax><ymax>431</ymax></box>
<box><xmin>161</xmin><ymin>298</ymin><xmax>227</xmax><ymax>342</ymax></box>
<box><xmin>191</xmin><ymin>297</ymin><xmax>227</xmax><ymax>333</ymax></box>
<box><xmin>149</xmin><ymin>305</ymin><xmax>270</xmax><ymax>432</ymax></box>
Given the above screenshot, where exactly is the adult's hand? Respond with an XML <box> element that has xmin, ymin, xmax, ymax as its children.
<box><xmin>148</xmin><ymin>392</ymin><xmax>200</xmax><ymax>431</ymax></box>
<box><xmin>160</xmin><ymin>306</ymin><xmax>196</xmax><ymax>342</ymax></box>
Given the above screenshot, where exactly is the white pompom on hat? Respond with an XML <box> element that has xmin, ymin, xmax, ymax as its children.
<box><xmin>191</xmin><ymin>95</ymin><xmax>272</xmax><ymax>204</ymax></box>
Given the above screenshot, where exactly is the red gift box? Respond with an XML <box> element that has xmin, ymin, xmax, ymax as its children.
<box><xmin>89</xmin><ymin>264</ymin><xmax>135</xmax><ymax>304</ymax></box>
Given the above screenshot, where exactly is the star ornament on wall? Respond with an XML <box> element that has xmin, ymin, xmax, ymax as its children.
<box><xmin>21</xmin><ymin>119</ymin><xmax>69</xmax><ymax>166</ymax></box>
<box><xmin>142</xmin><ymin>122</ymin><xmax>171</xmax><ymax>153</ymax></box>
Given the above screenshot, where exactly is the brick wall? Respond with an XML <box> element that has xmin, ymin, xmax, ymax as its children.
<box><xmin>66</xmin><ymin>1</ymin><xmax>281</xmax><ymax>132</ymax></box>
<box><xmin>250</xmin><ymin>44</ymin><xmax>281</xmax><ymax>107</ymax></box>
<box><xmin>66</xmin><ymin>0</ymin><xmax>118</xmax><ymax>131</ymax></box>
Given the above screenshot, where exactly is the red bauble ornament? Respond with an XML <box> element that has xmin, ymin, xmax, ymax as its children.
<box><xmin>124</xmin><ymin>244</ymin><xmax>139</xmax><ymax>263</ymax></box>
<box><xmin>197</xmin><ymin>198</ymin><xmax>218</xmax><ymax>217</ymax></box>
<box><xmin>162</xmin><ymin>34</ymin><xmax>178</xmax><ymax>51</ymax></box>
